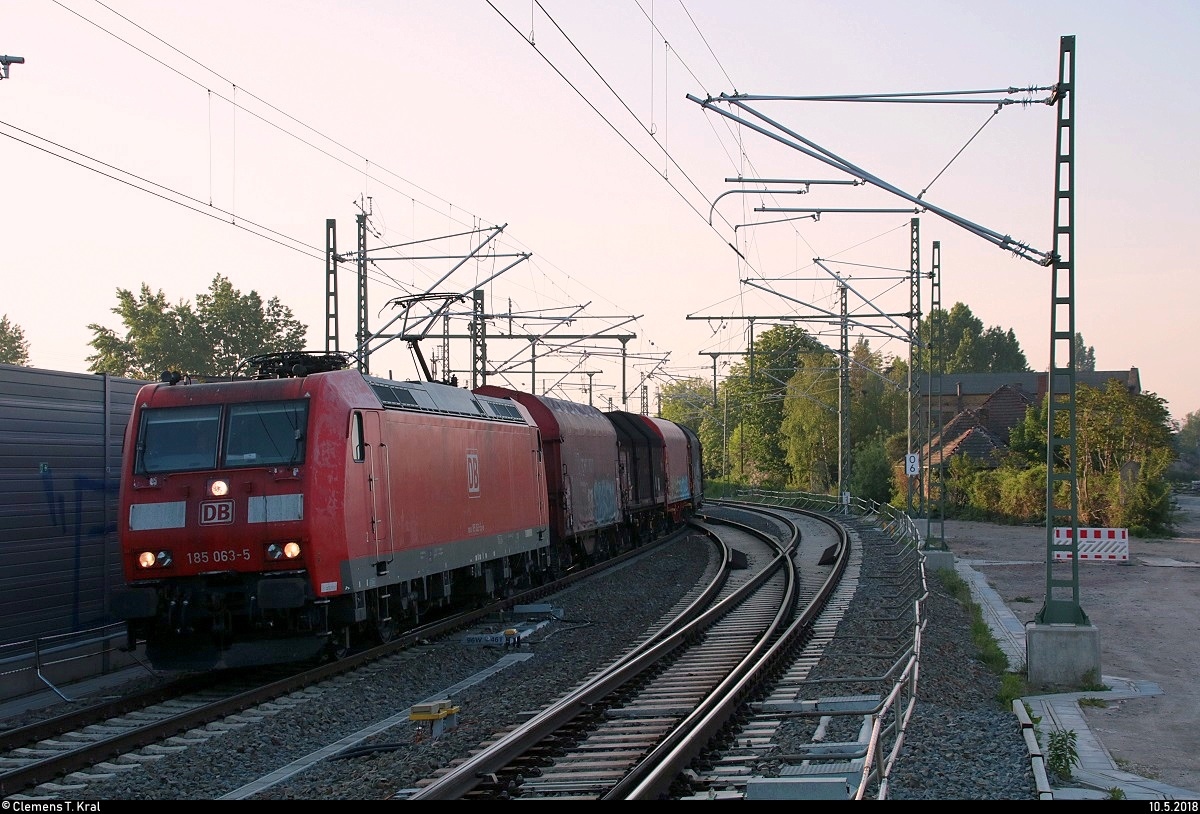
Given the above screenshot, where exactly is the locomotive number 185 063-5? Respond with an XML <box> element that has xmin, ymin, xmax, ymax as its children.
<box><xmin>186</xmin><ymin>549</ymin><xmax>252</xmax><ymax>565</ymax></box>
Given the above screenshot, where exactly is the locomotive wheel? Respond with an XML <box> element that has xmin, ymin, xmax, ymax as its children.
<box><xmin>375</xmin><ymin>618</ymin><xmax>397</xmax><ymax>644</ymax></box>
<box><xmin>328</xmin><ymin>627</ymin><xmax>352</xmax><ymax>661</ymax></box>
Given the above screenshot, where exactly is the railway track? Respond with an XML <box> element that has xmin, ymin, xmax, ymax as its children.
<box><xmin>2</xmin><ymin>507</ymin><xmax>939</xmax><ymax>800</ymax></box>
<box><xmin>402</xmin><ymin>503</ymin><xmax>851</xmax><ymax>800</ymax></box>
<box><xmin>686</xmin><ymin>501</ymin><xmax>926</xmax><ymax>800</ymax></box>
<box><xmin>1</xmin><ymin>530</ymin><xmax>693</xmax><ymax>800</ymax></box>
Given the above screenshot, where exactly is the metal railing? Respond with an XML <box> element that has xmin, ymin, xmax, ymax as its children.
<box><xmin>0</xmin><ymin>624</ymin><xmax>150</xmax><ymax>704</ymax></box>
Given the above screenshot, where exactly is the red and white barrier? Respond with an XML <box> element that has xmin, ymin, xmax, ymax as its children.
<box><xmin>1052</xmin><ymin>527</ymin><xmax>1129</xmax><ymax>562</ymax></box>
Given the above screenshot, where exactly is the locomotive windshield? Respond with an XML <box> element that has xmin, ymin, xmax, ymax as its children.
<box><xmin>136</xmin><ymin>400</ymin><xmax>308</xmax><ymax>474</ymax></box>
<box><xmin>136</xmin><ymin>405</ymin><xmax>221</xmax><ymax>473</ymax></box>
<box><xmin>223</xmin><ymin>400</ymin><xmax>308</xmax><ymax>467</ymax></box>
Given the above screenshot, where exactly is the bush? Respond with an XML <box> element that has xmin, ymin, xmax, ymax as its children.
<box><xmin>1046</xmin><ymin>728</ymin><xmax>1079</xmax><ymax>781</ymax></box>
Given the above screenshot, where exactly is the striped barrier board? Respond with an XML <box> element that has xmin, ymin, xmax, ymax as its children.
<box><xmin>1052</xmin><ymin>527</ymin><xmax>1129</xmax><ymax>562</ymax></box>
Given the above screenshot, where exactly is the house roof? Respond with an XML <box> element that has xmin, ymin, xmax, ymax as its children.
<box><xmin>921</xmin><ymin>368</ymin><xmax>1140</xmax><ymax>399</ymax></box>
<box><xmin>976</xmin><ymin>384</ymin><xmax>1035</xmax><ymax>443</ymax></box>
<box><xmin>923</xmin><ymin>407</ymin><xmax>1009</xmax><ymax>466</ymax></box>
<box><xmin>918</xmin><ymin>369</ymin><xmax>1142</xmax><ymax>470</ymax></box>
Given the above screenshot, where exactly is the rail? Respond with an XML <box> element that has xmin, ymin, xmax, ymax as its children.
<box><xmin>723</xmin><ymin>487</ymin><xmax>927</xmax><ymax>800</ymax></box>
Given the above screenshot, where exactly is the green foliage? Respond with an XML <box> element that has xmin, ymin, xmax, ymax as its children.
<box><xmin>1000</xmin><ymin>674</ymin><xmax>1029</xmax><ymax>708</ymax></box>
<box><xmin>724</xmin><ymin>325</ymin><xmax>829</xmax><ymax>486</ymax></box>
<box><xmin>934</xmin><ymin>380</ymin><xmax>1177</xmax><ymax>532</ymax></box>
<box><xmin>950</xmin><ymin>459</ymin><xmax>1047</xmax><ymax>524</ymax></box>
<box><xmin>935</xmin><ymin>568</ymin><xmax>1012</xmax><ymax>687</ymax></box>
<box><xmin>657</xmin><ymin>377</ymin><xmax>712</xmax><ymax>432</ymax></box>
<box><xmin>0</xmin><ymin>314</ymin><xmax>31</xmax><ymax>365</ymax></box>
<box><xmin>1105</xmin><ymin>787</ymin><xmax>1127</xmax><ymax>800</ymax></box>
<box><xmin>86</xmin><ymin>275</ymin><xmax>308</xmax><ymax>380</ymax></box>
<box><xmin>849</xmin><ymin>433</ymin><xmax>894</xmax><ymax>504</ymax></box>
<box><xmin>661</xmin><ymin>308</ymin><xmax>1176</xmax><ymax>533</ymax></box>
<box><xmin>780</xmin><ymin>348</ymin><xmax>840</xmax><ymax>491</ymax></box>
<box><xmin>1078</xmin><ymin>697</ymin><xmax>1108</xmax><ymax>708</ymax></box>
<box><xmin>658</xmin><ymin>377</ymin><xmax>731</xmax><ymax>482</ymax></box>
<box><xmin>1074</xmin><ymin>381</ymin><xmax>1175</xmax><ymax>531</ymax></box>
<box><xmin>969</xmin><ymin>604</ymin><xmax>1010</xmax><ymax>673</ymax></box>
<box><xmin>1046</xmin><ymin>728</ymin><xmax>1080</xmax><ymax>781</ymax></box>
<box><xmin>914</xmin><ymin>303</ymin><xmax>1030</xmax><ymax>373</ymax></box>
<box><xmin>1173</xmin><ymin>410</ymin><xmax>1200</xmax><ymax>482</ymax></box>
<box><xmin>1075</xmin><ymin>332</ymin><xmax>1097</xmax><ymax>372</ymax></box>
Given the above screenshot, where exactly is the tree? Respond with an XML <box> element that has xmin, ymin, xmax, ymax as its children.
<box><xmin>86</xmin><ymin>275</ymin><xmax>308</xmax><ymax>379</ymax></box>
<box><xmin>658</xmin><ymin>377</ymin><xmax>713</xmax><ymax>431</ymax></box>
<box><xmin>727</xmin><ymin>325</ymin><xmax>828</xmax><ymax>486</ymax></box>
<box><xmin>0</xmin><ymin>314</ymin><xmax>31</xmax><ymax>365</ymax></box>
<box><xmin>915</xmin><ymin>303</ymin><xmax>1029</xmax><ymax>373</ymax></box>
<box><xmin>1074</xmin><ymin>332</ymin><xmax>1096</xmax><ymax>372</ymax></box>
<box><xmin>193</xmin><ymin>276</ymin><xmax>308</xmax><ymax>376</ymax></box>
<box><xmin>780</xmin><ymin>347</ymin><xmax>840</xmax><ymax>491</ymax></box>
<box><xmin>1175</xmin><ymin>410</ymin><xmax>1200</xmax><ymax>482</ymax></box>
<box><xmin>1074</xmin><ymin>381</ymin><xmax>1174</xmax><ymax>531</ymax></box>
<box><xmin>849</xmin><ymin>431</ymin><xmax>895</xmax><ymax>504</ymax></box>
<box><xmin>1008</xmin><ymin>381</ymin><xmax>1174</xmax><ymax>531</ymax></box>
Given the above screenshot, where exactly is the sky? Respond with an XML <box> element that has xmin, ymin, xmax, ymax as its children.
<box><xmin>4</xmin><ymin>1</ymin><xmax>1198</xmax><ymax>424</ymax></box>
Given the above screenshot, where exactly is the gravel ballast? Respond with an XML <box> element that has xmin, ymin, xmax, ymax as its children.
<box><xmin>11</xmin><ymin>512</ymin><xmax>1037</xmax><ymax>800</ymax></box>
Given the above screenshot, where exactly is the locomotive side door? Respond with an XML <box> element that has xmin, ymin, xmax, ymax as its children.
<box><xmin>352</xmin><ymin>411</ymin><xmax>394</xmax><ymax>569</ymax></box>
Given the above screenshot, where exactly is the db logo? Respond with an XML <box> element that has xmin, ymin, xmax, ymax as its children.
<box><xmin>200</xmin><ymin>500</ymin><xmax>235</xmax><ymax>525</ymax></box>
<box><xmin>466</xmin><ymin>450</ymin><xmax>481</xmax><ymax>497</ymax></box>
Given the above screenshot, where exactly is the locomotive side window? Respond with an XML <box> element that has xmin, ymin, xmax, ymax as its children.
<box><xmin>352</xmin><ymin>412</ymin><xmax>365</xmax><ymax>462</ymax></box>
<box><xmin>137</xmin><ymin>405</ymin><xmax>221</xmax><ymax>473</ymax></box>
<box><xmin>223</xmin><ymin>400</ymin><xmax>308</xmax><ymax>467</ymax></box>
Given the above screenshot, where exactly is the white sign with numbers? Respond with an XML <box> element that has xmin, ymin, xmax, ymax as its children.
<box><xmin>905</xmin><ymin>453</ymin><xmax>920</xmax><ymax>476</ymax></box>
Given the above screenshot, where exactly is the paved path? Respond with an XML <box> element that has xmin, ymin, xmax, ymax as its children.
<box><xmin>957</xmin><ymin>559</ymin><xmax>1199</xmax><ymax>801</ymax></box>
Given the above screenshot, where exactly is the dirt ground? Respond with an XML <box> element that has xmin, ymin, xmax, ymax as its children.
<box><xmin>939</xmin><ymin>494</ymin><xmax>1200</xmax><ymax>795</ymax></box>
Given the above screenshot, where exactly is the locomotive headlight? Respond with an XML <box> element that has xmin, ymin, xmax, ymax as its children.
<box><xmin>266</xmin><ymin>541</ymin><xmax>302</xmax><ymax>560</ymax></box>
<box><xmin>137</xmin><ymin>550</ymin><xmax>173</xmax><ymax>568</ymax></box>
<box><xmin>208</xmin><ymin>478</ymin><xmax>229</xmax><ymax>497</ymax></box>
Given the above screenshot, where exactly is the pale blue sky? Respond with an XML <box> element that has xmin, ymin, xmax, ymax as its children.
<box><xmin>5</xmin><ymin>1</ymin><xmax>1198</xmax><ymax>422</ymax></box>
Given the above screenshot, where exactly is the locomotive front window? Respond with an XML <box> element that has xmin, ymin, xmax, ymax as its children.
<box><xmin>223</xmin><ymin>400</ymin><xmax>308</xmax><ymax>468</ymax></box>
<box><xmin>137</xmin><ymin>406</ymin><xmax>221</xmax><ymax>474</ymax></box>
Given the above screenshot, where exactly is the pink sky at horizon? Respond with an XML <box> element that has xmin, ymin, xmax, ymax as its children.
<box><xmin>4</xmin><ymin>1</ymin><xmax>1197</xmax><ymax>423</ymax></box>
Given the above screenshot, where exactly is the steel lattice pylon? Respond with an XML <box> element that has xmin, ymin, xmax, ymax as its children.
<box><xmin>1038</xmin><ymin>35</ymin><xmax>1088</xmax><ymax>625</ymax></box>
<box><xmin>906</xmin><ymin>218</ymin><xmax>924</xmax><ymax>522</ymax></box>
<box><xmin>925</xmin><ymin>241</ymin><xmax>947</xmax><ymax>549</ymax></box>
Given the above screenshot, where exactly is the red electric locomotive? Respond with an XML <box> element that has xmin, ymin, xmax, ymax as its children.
<box><xmin>110</xmin><ymin>352</ymin><xmax>551</xmax><ymax>669</ymax></box>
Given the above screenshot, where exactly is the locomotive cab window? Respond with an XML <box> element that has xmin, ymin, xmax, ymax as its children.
<box><xmin>223</xmin><ymin>400</ymin><xmax>308</xmax><ymax>468</ymax></box>
<box><xmin>351</xmin><ymin>412</ymin><xmax>365</xmax><ymax>462</ymax></box>
<box><xmin>136</xmin><ymin>405</ymin><xmax>221</xmax><ymax>473</ymax></box>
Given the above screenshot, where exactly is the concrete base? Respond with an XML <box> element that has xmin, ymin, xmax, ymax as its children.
<box><xmin>922</xmin><ymin>549</ymin><xmax>956</xmax><ymax>574</ymax></box>
<box><xmin>1027</xmin><ymin>623</ymin><xmax>1102</xmax><ymax>688</ymax></box>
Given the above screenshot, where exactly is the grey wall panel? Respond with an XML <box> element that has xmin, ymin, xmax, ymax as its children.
<box><xmin>0</xmin><ymin>364</ymin><xmax>149</xmax><ymax>644</ymax></box>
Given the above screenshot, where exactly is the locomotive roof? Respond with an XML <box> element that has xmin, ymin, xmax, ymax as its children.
<box><xmin>364</xmin><ymin>375</ymin><xmax>530</xmax><ymax>424</ymax></box>
<box><xmin>135</xmin><ymin>369</ymin><xmax>533</xmax><ymax>426</ymax></box>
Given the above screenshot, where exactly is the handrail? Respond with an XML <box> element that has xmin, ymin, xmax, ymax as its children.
<box><xmin>0</xmin><ymin>624</ymin><xmax>152</xmax><ymax>705</ymax></box>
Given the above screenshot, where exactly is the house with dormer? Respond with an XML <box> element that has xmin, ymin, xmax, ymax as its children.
<box><xmin>918</xmin><ymin>368</ymin><xmax>1141</xmax><ymax>467</ymax></box>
